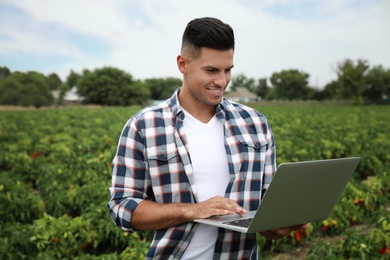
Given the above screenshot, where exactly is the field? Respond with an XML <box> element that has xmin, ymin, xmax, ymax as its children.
<box><xmin>1</xmin><ymin>104</ymin><xmax>389</xmax><ymax>259</ymax></box>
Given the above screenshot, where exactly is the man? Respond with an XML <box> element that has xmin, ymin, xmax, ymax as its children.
<box><xmin>108</xmin><ymin>17</ymin><xmax>308</xmax><ymax>259</ymax></box>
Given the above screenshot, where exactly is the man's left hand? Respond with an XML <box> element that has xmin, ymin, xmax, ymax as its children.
<box><xmin>260</xmin><ymin>223</ymin><xmax>309</xmax><ymax>240</ymax></box>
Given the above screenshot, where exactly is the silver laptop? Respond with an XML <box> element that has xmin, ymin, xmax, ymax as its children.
<box><xmin>194</xmin><ymin>157</ymin><xmax>361</xmax><ymax>233</ymax></box>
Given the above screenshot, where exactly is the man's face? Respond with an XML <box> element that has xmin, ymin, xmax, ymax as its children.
<box><xmin>178</xmin><ymin>47</ymin><xmax>234</xmax><ymax>110</ymax></box>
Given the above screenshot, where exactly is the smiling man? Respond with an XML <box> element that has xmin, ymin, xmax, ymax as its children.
<box><xmin>108</xmin><ymin>17</ymin><xmax>307</xmax><ymax>259</ymax></box>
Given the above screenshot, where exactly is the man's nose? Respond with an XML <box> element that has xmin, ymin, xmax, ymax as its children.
<box><xmin>214</xmin><ymin>72</ymin><xmax>228</xmax><ymax>87</ymax></box>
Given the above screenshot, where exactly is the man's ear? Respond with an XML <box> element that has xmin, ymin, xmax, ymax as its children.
<box><xmin>177</xmin><ymin>54</ymin><xmax>187</xmax><ymax>74</ymax></box>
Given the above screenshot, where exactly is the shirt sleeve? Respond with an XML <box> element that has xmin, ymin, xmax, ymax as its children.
<box><xmin>107</xmin><ymin>117</ymin><xmax>150</xmax><ymax>232</ymax></box>
<box><xmin>261</xmin><ymin>121</ymin><xmax>276</xmax><ymax>197</ymax></box>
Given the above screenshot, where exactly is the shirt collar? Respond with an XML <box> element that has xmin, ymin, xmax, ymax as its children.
<box><xmin>169</xmin><ymin>87</ymin><xmax>228</xmax><ymax>124</ymax></box>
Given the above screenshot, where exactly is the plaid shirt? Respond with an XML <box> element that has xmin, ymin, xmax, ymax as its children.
<box><xmin>108</xmin><ymin>88</ymin><xmax>276</xmax><ymax>259</ymax></box>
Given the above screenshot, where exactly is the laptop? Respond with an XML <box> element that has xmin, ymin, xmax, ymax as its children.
<box><xmin>194</xmin><ymin>157</ymin><xmax>361</xmax><ymax>233</ymax></box>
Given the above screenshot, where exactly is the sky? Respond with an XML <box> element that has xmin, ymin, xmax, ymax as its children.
<box><xmin>1</xmin><ymin>0</ymin><xmax>389</xmax><ymax>89</ymax></box>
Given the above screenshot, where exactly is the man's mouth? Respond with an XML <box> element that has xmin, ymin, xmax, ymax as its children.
<box><xmin>207</xmin><ymin>88</ymin><xmax>223</xmax><ymax>93</ymax></box>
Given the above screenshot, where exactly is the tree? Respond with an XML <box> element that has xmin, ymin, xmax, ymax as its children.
<box><xmin>46</xmin><ymin>73</ymin><xmax>62</xmax><ymax>90</ymax></box>
<box><xmin>77</xmin><ymin>66</ymin><xmax>150</xmax><ymax>106</ymax></box>
<box><xmin>143</xmin><ymin>77</ymin><xmax>182</xmax><ymax>100</ymax></box>
<box><xmin>335</xmin><ymin>59</ymin><xmax>369</xmax><ymax>105</ymax></box>
<box><xmin>65</xmin><ymin>70</ymin><xmax>82</xmax><ymax>90</ymax></box>
<box><xmin>364</xmin><ymin>65</ymin><xmax>390</xmax><ymax>103</ymax></box>
<box><xmin>0</xmin><ymin>71</ymin><xmax>54</xmax><ymax>107</ymax></box>
<box><xmin>321</xmin><ymin>80</ymin><xmax>340</xmax><ymax>100</ymax></box>
<box><xmin>270</xmin><ymin>69</ymin><xmax>312</xmax><ymax>100</ymax></box>
<box><xmin>229</xmin><ymin>74</ymin><xmax>256</xmax><ymax>92</ymax></box>
<box><xmin>255</xmin><ymin>78</ymin><xmax>270</xmax><ymax>100</ymax></box>
<box><xmin>0</xmin><ymin>66</ymin><xmax>11</xmax><ymax>82</ymax></box>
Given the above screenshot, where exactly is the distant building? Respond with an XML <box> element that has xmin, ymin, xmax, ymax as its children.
<box><xmin>64</xmin><ymin>87</ymin><xmax>84</xmax><ymax>103</ymax></box>
<box><xmin>224</xmin><ymin>87</ymin><xmax>258</xmax><ymax>103</ymax></box>
<box><xmin>52</xmin><ymin>87</ymin><xmax>84</xmax><ymax>105</ymax></box>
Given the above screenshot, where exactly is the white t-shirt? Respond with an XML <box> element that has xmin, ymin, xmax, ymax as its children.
<box><xmin>180</xmin><ymin>111</ymin><xmax>230</xmax><ymax>259</ymax></box>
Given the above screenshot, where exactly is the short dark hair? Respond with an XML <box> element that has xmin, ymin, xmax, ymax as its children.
<box><xmin>181</xmin><ymin>17</ymin><xmax>235</xmax><ymax>59</ymax></box>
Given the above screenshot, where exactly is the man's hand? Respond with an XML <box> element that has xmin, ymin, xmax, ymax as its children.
<box><xmin>260</xmin><ymin>223</ymin><xmax>309</xmax><ymax>240</ymax></box>
<box><xmin>191</xmin><ymin>196</ymin><xmax>247</xmax><ymax>219</ymax></box>
<box><xmin>131</xmin><ymin>196</ymin><xmax>246</xmax><ymax>231</ymax></box>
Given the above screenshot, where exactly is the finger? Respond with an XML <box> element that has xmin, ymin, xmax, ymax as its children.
<box><xmin>299</xmin><ymin>223</ymin><xmax>310</xmax><ymax>229</ymax></box>
<box><xmin>235</xmin><ymin>207</ymin><xmax>247</xmax><ymax>216</ymax></box>
<box><xmin>213</xmin><ymin>205</ymin><xmax>246</xmax><ymax>216</ymax></box>
<box><xmin>214</xmin><ymin>209</ymin><xmax>238</xmax><ymax>216</ymax></box>
<box><xmin>224</xmin><ymin>204</ymin><xmax>247</xmax><ymax>216</ymax></box>
<box><xmin>209</xmin><ymin>197</ymin><xmax>247</xmax><ymax>216</ymax></box>
<box><xmin>289</xmin><ymin>223</ymin><xmax>309</xmax><ymax>231</ymax></box>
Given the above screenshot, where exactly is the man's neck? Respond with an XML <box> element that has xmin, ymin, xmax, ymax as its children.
<box><xmin>178</xmin><ymin>92</ymin><xmax>216</xmax><ymax>124</ymax></box>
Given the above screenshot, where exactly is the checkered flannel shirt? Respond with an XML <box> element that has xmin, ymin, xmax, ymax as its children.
<box><xmin>108</xmin><ymin>88</ymin><xmax>276</xmax><ymax>259</ymax></box>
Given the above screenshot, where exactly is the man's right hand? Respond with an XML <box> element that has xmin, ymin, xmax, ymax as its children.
<box><xmin>191</xmin><ymin>196</ymin><xmax>247</xmax><ymax>219</ymax></box>
<box><xmin>131</xmin><ymin>196</ymin><xmax>246</xmax><ymax>231</ymax></box>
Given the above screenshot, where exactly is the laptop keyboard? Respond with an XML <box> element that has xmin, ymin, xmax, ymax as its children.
<box><xmin>223</xmin><ymin>218</ymin><xmax>253</xmax><ymax>228</ymax></box>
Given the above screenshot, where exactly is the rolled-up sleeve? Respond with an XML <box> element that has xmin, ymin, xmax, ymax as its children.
<box><xmin>107</xmin><ymin>118</ymin><xmax>150</xmax><ymax>232</ymax></box>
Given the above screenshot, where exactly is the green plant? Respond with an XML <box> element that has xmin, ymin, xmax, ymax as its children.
<box><xmin>1</xmin><ymin>105</ymin><xmax>389</xmax><ymax>258</ymax></box>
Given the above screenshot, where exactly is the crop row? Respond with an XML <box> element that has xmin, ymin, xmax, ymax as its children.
<box><xmin>0</xmin><ymin>104</ymin><xmax>389</xmax><ymax>259</ymax></box>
